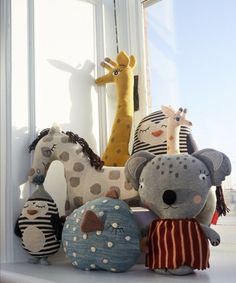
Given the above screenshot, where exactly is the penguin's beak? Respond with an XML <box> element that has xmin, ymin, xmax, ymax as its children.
<box><xmin>27</xmin><ymin>209</ymin><xmax>38</xmax><ymax>215</ymax></box>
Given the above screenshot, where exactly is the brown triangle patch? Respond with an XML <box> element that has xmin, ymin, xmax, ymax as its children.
<box><xmin>80</xmin><ymin>210</ymin><xmax>104</xmax><ymax>233</ymax></box>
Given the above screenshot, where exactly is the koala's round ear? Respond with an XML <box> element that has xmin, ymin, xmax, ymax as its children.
<box><xmin>124</xmin><ymin>151</ymin><xmax>155</xmax><ymax>190</ymax></box>
<box><xmin>192</xmin><ymin>148</ymin><xmax>231</xmax><ymax>186</ymax></box>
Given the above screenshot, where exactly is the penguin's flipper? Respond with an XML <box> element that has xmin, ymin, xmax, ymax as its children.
<box><xmin>14</xmin><ymin>217</ymin><xmax>22</xmax><ymax>237</ymax></box>
<box><xmin>51</xmin><ymin>214</ymin><xmax>63</xmax><ymax>240</ymax></box>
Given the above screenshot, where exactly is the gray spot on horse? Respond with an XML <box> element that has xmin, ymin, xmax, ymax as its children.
<box><xmin>41</xmin><ymin>147</ymin><xmax>52</xmax><ymax>158</ymax></box>
<box><xmin>43</xmin><ymin>136</ymin><xmax>53</xmax><ymax>142</ymax></box>
<box><xmin>90</xmin><ymin>184</ymin><xmax>102</xmax><ymax>195</ymax></box>
<box><xmin>73</xmin><ymin>162</ymin><xmax>85</xmax><ymax>172</ymax></box>
<box><xmin>60</xmin><ymin>152</ymin><xmax>69</xmax><ymax>161</ymax></box>
<box><xmin>70</xmin><ymin>177</ymin><xmax>80</xmax><ymax>187</ymax></box>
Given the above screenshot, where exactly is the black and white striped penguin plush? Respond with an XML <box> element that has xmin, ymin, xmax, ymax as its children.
<box><xmin>15</xmin><ymin>185</ymin><xmax>63</xmax><ymax>265</ymax></box>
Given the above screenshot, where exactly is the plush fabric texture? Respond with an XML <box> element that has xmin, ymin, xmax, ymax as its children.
<box><xmin>95</xmin><ymin>51</ymin><xmax>136</xmax><ymax>166</ymax></box>
<box><xmin>124</xmin><ymin>149</ymin><xmax>231</xmax><ymax>275</ymax></box>
<box><xmin>146</xmin><ymin>219</ymin><xmax>210</xmax><ymax>270</ymax></box>
<box><xmin>62</xmin><ymin>197</ymin><xmax>141</xmax><ymax>272</ymax></box>
<box><xmin>14</xmin><ymin>185</ymin><xmax>62</xmax><ymax>262</ymax></box>
<box><xmin>132</xmin><ymin>109</ymin><xmax>197</xmax><ymax>155</ymax></box>
<box><xmin>28</xmin><ymin>126</ymin><xmax>139</xmax><ymax>216</ymax></box>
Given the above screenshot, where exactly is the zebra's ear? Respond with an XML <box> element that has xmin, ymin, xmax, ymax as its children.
<box><xmin>125</xmin><ymin>151</ymin><xmax>155</xmax><ymax>190</ymax></box>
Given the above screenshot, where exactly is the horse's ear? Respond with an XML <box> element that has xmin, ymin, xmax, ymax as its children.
<box><xmin>49</xmin><ymin>124</ymin><xmax>61</xmax><ymax>135</ymax></box>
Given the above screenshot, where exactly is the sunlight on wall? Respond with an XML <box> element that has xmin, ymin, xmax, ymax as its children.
<box><xmin>34</xmin><ymin>0</ymin><xmax>98</xmax><ymax>151</ymax></box>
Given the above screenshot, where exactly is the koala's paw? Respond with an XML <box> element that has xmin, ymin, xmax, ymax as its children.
<box><xmin>209</xmin><ymin>230</ymin><xmax>221</xmax><ymax>246</ymax></box>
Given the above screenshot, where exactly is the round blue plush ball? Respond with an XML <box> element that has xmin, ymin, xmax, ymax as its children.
<box><xmin>62</xmin><ymin>197</ymin><xmax>141</xmax><ymax>272</ymax></box>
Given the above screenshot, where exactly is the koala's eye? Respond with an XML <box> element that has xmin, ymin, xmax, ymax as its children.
<box><xmin>199</xmin><ymin>173</ymin><xmax>207</xmax><ymax>181</ymax></box>
<box><xmin>113</xmin><ymin>69</ymin><xmax>121</xmax><ymax>76</ymax></box>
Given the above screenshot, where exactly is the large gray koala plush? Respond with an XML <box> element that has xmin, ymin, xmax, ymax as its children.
<box><xmin>125</xmin><ymin>149</ymin><xmax>231</xmax><ymax>275</ymax></box>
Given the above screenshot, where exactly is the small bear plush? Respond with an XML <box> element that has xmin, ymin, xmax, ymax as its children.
<box><xmin>125</xmin><ymin>148</ymin><xmax>231</xmax><ymax>275</ymax></box>
<box><xmin>62</xmin><ymin>190</ymin><xmax>141</xmax><ymax>272</ymax></box>
<box><xmin>15</xmin><ymin>185</ymin><xmax>63</xmax><ymax>265</ymax></box>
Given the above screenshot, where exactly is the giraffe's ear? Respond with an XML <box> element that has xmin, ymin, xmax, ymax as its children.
<box><xmin>161</xmin><ymin>105</ymin><xmax>175</xmax><ymax>117</ymax></box>
<box><xmin>117</xmin><ymin>51</ymin><xmax>130</xmax><ymax>67</ymax></box>
<box><xmin>129</xmin><ymin>55</ymin><xmax>136</xmax><ymax>68</ymax></box>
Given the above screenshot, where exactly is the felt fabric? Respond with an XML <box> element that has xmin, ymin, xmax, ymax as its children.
<box><xmin>146</xmin><ymin>219</ymin><xmax>210</xmax><ymax>270</ymax></box>
<box><xmin>95</xmin><ymin>51</ymin><xmax>136</xmax><ymax>166</ymax></box>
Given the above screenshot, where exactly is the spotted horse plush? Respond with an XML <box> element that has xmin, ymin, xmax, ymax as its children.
<box><xmin>125</xmin><ymin>148</ymin><xmax>231</xmax><ymax>275</ymax></box>
<box><xmin>62</xmin><ymin>189</ymin><xmax>141</xmax><ymax>272</ymax></box>
<box><xmin>28</xmin><ymin>125</ymin><xmax>139</xmax><ymax>216</ymax></box>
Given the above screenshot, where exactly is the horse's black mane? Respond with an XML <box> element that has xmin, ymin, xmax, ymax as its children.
<box><xmin>28</xmin><ymin>128</ymin><xmax>104</xmax><ymax>170</ymax></box>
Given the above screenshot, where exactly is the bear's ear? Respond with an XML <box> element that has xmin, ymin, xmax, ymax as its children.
<box><xmin>192</xmin><ymin>148</ymin><xmax>231</xmax><ymax>186</ymax></box>
<box><xmin>124</xmin><ymin>151</ymin><xmax>155</xmax><ymax>190</ymax></box>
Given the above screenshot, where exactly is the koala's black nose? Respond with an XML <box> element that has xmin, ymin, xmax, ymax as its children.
<box><xmin>162</xmin><ymin>190</ymin><xmax>177</xmax><ymax>205</ymax></box>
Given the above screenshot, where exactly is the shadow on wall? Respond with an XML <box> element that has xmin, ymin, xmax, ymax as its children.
<box><xmin>12</xmin><ymin>60</ymin><xmax>99</xmax><ymax>221</ymax></box>
<box><xmin>48</xmin><ymin>59</ymin><xmax>97</xmax><ymax>151</ymax></box>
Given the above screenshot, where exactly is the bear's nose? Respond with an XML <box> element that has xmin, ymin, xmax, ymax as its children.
<box><xmin>162</xmin><ymin>190</ymin><xmax>177</xmax><ymax>205</ymax></box>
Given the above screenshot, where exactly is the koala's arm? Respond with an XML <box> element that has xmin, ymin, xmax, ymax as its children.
<box><xmin>200</xmin><ymin>224</ymin><xmax>220</xmax><ymax>246</ymax></box>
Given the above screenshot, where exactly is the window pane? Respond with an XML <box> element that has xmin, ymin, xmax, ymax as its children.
<box><xmin>145</xmin><ymin>0</ymin><xmax>236</xmax><ymax>213</ymax></box>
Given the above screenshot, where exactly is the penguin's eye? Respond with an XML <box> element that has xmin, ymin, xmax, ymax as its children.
<box><xmin>36</xmin><ymin>205</ymin><xmax>46</xmax><ymax>208</ymax></box>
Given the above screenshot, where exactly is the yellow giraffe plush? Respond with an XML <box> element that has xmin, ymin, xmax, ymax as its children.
<box><xmin>96</xmin><ymin>51</ymin><xmax>136</xmax><ymax>166</ymax></box>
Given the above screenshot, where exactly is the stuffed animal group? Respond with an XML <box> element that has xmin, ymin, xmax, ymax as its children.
<box><xmin>16</xmin><ymin>49</ymin><xmax>232</xmax><ymax>276</ymax></box>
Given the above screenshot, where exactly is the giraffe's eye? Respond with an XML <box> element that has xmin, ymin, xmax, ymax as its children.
<box><xmin>113</xmin><ymin>69</ymin><xmax>121</xmax><ymax>76</ymax></box>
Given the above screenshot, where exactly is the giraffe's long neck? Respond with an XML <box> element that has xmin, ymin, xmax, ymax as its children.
<box><xmin>115</xmin><ymin>79</ymin><xmax>134</xmax><ymax>117</ymax></box>
<box><xmin>101</xmin><ymin>75</ymin><xmax>134</xmax><ymax>166</ymax></box>
<box><xmin>166</xmin><ymin>122</ymin><xmax>180</xmax><ymax>155</ymax></box>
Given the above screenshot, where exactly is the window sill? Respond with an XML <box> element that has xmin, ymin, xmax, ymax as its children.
<box><xmin>1</xmin><ymin>216</ymin><xmax>235</xmax><ymax>283</ymax></box>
